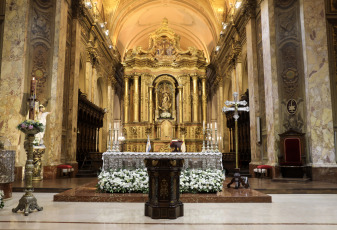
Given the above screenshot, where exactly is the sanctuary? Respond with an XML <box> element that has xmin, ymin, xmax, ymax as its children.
<box><xmin>121</xmin><ymin>18</ymin><xmax>207</xmax><ymax>153</ymax></box>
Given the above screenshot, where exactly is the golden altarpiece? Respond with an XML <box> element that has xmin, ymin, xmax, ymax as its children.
<box><xmin>122</xmin><ymin>19</ymin><xmax>207</xmax><ymax>152</ymax></box>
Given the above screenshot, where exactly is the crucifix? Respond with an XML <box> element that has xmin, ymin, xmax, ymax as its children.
<box><xmin>222</xmin><ymin>92</ymin><xmax>249</xmax><ymax>189</ymax></box>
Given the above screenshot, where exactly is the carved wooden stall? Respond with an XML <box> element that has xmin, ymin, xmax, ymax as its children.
<box><xmin>77</xmin><ymin>90</ymin><xmax>105</xmax><ymax>173</ymax></box>
<box><xmin>223</xmin><ymin>91</ymin><xmax>251</xmax><ymax>173</ymax></box>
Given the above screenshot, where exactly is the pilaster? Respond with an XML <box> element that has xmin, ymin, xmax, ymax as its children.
<box><xmin>261</xmin><ymin>0</ymin><xmax>280</xmax><ymax>165</ymax></box>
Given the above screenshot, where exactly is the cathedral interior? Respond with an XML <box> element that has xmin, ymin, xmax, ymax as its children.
<box><xmin>1</xmin><ymin>0</ymin><xmax>337</xmax><ymax>228</ymax></box>
<box><xmin>1</xmin><ymin>0</ymin><xmax>337</xmax><ymax>183</ymax></box>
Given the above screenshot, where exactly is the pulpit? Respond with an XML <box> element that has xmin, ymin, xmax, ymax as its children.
<box><xmin>144</xmin><ymin>158</ymin><xmax>184</xmax><ymax>219</ymax></box>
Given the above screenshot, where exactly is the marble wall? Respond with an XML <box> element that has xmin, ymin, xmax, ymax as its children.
<box><xmin>300</xmin><ymin>0</ymin><xmax>337</xmax><ymax>167</ymax></box>
<box><xmin>0</xmin><ymin>1</ymin><xmax>30</xmax><ymax>167</ymax></box>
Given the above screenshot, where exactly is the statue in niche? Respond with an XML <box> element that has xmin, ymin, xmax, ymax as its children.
<box><xmin>160</xmin><ymin>92</ymin><xmax>171</xmax><ymax>111</ymax></box>
<box><xmin>158</xmin><ymin>83</ymin><xmax>172</xmax><ymax>118</ymax></box>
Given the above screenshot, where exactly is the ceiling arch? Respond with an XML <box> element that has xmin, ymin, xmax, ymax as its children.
<box><xmin>102</xmin><ymin>0</ymin><xmax>227</xmax><ymax>61</ymax></box>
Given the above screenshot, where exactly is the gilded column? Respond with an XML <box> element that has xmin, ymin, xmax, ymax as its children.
<box><xmin>124</xmin><ymin>76</ymin><xmax>130</xmax><ymax>123</ymax></box>
<box><xmin>192</xmin><ymin>75</ymin><xmax>198</xmax><ymax>123</ymax></box>
<box><xmin>178</xmin><ymin>86</ymin><xmax>183</xmax><ymax>124</ymax></box>
<box><xmin>149</xmin><ymin>86</ymin><xmax>153</xmax><ymax>123</ymax></box>
<box><xmin>201</xmin><ymin>77</ymin><xmax>207</xmax><ymax>125</ymax></box>
<box><xmin>133</xmin><ymin>75</ymin><xmax>139</xmax><ymax>122</ymax></box>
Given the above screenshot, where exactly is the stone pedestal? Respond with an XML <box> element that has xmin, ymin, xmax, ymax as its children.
<box><xmin>32</xmin><ymin>147</ymin><xmax>45</xmax><ymax>181</ymax></box>
<box><xmin>0</xmin><ymin>150</ymin><xmax>15</xmax><ymax>199</ymax></box>
<box><xmin>144</xmin><ymin>158</ymin><xmax>184</xmax><ymax>219</ymax></box>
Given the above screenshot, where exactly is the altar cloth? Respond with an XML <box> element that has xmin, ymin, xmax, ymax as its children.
<box><xmin>102</xmin><ymin>151</ymin><xmax>223</xmax><ymax>171</ymax></box>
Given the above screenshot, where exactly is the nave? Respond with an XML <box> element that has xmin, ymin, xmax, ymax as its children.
<box><xmin>1</xmin><ymin>192</ymin><xmax>337</xmax><ymax>230</ymax></box>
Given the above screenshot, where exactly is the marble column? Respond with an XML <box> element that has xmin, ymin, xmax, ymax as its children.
<box><xmin>261</xmin><ymin>0</ymin><xmax>280</xmax><ymax>166</ymax></box>
<box><xmin>91</xmin><ymin>67</ymin><xmax>97</xmax><ymax>103</ymax></box>
<box><xmin>178</xmin><ymin>86</ymin><xmax>183</xmax><ymax>124</ymax></box>
<box><xmin>236</xmin><ymin>61</ymin><xmax>243</xmax><ymax>95</ymax></box>
<box><xmin>124</xmin><ymin>76</ymin><xmax>130</xmax><ymax>123</ymax></box>
<box><xmin>300</xmin><ymin>0</ymin><xmax>337</xmax><ymax>179</ymax></box>
<box><xmin>43</xmin><ymin>0</ymin><xmax>68</xmax><ymax>178</ymax></box>
<box><xmin>231</xmin><ymin>68</ymin><xmax>237</xmax><ymax>95</ymax></box>
<box><xmin>218</xmin><ymin>80</ymin><xmax>224</xmax><ymax>152</ymax></box>
<box><xmin>107</xmin><ymin>82</ymin><xmax>115</xmax><ymax>148</ymax></box>
<box><xmin>133</xmin><ymin>75</ymin><xmax>139</xmax><ymax>122</ymax></box>
<box><xmin>223</xmin><ymin>77</ymin><xmax>232</xmax><ymax>153</ymax></box>
<box><xmin>85</xmin><ymin>61</ymin><xmax>92</xmax><ymax>97</ymax></box>
<box><xmin>0</xmin><ymin>0</ymin><xmax>30</xmax><ymax>170</ymax></box>
<box><xmin>149</xmin><ymin>86</ymin><xmax>153</xmax><ymax>123</ymax></box>
<box><xmin>201</xmin><ymin>78</ymin><xmax>207</xmax><ymax>125</ymax></box>
<box><xmin>65</xmin><ymin>15</ymin><xmax>81</xmax><ymax>171</ymax></box>
<box><xmin>192</xmin><ymin>75</ymin><xmax>198</xmax><ymax>123</ymax></box>
<box><xmin>246</xmin><ymin>12</ymin><xmax>262</xmax><ymax>168</ymax></box>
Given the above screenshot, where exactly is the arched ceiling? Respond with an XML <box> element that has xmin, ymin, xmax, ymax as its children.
<box><xmin>100</xmin><ymin>0</ymin><xmax>229</xmax><ymax>62</ymax></box>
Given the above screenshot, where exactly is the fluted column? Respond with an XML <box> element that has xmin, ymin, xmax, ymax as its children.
<box><xmin>178</xmin><ymin>86</ymin><xmax>183</xmax><ymax>124</ymax></box>
<box><xmin>201</xmin><ymin>77</ymin><xmax>207</xmax><ymax>125</ymax></box>
<box><xmin>192</xmin><ymin>75</ymin><xmax>198</xmax><ymax>123</ymax></box>
<box><xmin>124</xmin><ymin>76</ymin><xmax>130</xmax><ymax>123</ymax></box>
<box><xmin>133</xmin><ymin>75</ymin><xmax>139</xmax><ymax>122</ymax></box>
<box><xmin>149</xmin><ymin>86</ymin><xmax>153</xmax><ymax>123</ymax></box>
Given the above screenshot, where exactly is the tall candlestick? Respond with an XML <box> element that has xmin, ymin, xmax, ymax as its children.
<box><xmin>29</xmin><ymin>77</ymin><xmax>36</xmax><ymax>120</ymax></box>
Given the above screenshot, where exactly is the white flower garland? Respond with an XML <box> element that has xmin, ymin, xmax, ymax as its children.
<box><xmin>97</xmin><ymin>168</ymin><xmax>225</xmax><ymax>194</ymax></box>
<box><xmin>0</xmin><ymin>190</ymin><xmax>4</xmax><ymax>209</ymax></box>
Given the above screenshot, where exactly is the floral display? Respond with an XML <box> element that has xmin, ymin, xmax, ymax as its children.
<box><xmin>97</xmin><ymin>168</ymin><xmax>225</xmax><ymax>194</ymax></box>
<box><xmin>17</xmin><ymin>120</ymin><xmax>44</xmax><ymax>133</ymax></box>
<box><xmin>179</xmin><ymin>169</ymin><xmax>225</xmax><ymax>193</ymax></box>
<box><xmin>0</xmin><ymin>190</ymin><xmax>4</xmax><ymax>209</ymax></box>
<box><xmin>98</xmin><ymin>168</ymin><xmax>149</xmax><ymax>193</ymax></box>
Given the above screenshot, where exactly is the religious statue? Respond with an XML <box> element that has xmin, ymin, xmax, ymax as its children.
<box><xmin>160</xmin><ymin>92</ymin><xmax>171</xmax><ymax>112</ymax></box>
<box><xmin>159</xmin><ymin>87</ymin><xmax>172</xmax><ymax>118</ymax></box>
<box><xmin>34</xmin><ymin>105</ymin><xmax>50</xmax><ymax>146</ymax></box>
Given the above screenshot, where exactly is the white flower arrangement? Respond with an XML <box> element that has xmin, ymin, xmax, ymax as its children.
<box><xmin>179</xmin><ymin>169</ymin><xmax>225</xmax><ymax>193</ymax></box>
<box><xmin>0</xmin><ymin>190</ymin><xmax>4</xmax><ymax>209</ymax></box>
<box><xmin>97</xmin><ymin>168</ymin><xmax>225</xmax><ymax>194</ymax></box>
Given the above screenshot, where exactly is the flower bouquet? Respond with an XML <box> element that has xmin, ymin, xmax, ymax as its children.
<box><xmin>17</xmin><ymin>120</ymin><xmax>44</xmax><ymax>135</ymax></box>
<box><xmin>0</xmin><ymin>190</ymin><xmax>4</xmax><ymax>209</ymax></box>
<box><xmin>97</xmin><ymin>168</ymin><xmax>225</xmax><ymax>194</ymax></box>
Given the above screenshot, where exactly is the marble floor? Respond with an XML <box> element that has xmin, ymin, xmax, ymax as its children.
<box><xmin>1</xmin><ymin>193</ymin><xmax>337</xmax><ymax>229</ymax></box>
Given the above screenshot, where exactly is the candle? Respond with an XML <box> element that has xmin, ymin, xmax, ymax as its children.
<box><xmin>109</xmin><ymin>123</ymin><xmax>111</xmax><ymax>129</ymax></box>
<box><xmin>203</xmin><ymin>121</ymin><xmax>205</xmax><ymax>129</ymax></box>
<box><xmin>210</xmin><ymin>123</ymin><xmax>212</xmax><ymax>130</ymax></box>
<box><xmin>29</xmin><ymin>77</ymin><xmax>36</xmax><ymax>120</ymax></box>
<box><xmin>215</xmin><ymin>122</ymin><xmax>217</xmax><ymax>129</ymax></box>
<box><xmin>207</xmin><ymin>123</ymin><xmax>209</xmax><ymax>129</ymax></box>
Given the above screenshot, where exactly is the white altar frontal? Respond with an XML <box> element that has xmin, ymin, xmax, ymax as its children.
<box><xmin>102</xmin><ymin>152</ymin><xmax>223</xmax><ymax>171</ymax></box>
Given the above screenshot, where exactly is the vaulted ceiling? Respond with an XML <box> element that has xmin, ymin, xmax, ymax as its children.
<box><xmin>96</xmin><ymin>0</ymin><xmax>233</xmax><ymax>61</ymax></box>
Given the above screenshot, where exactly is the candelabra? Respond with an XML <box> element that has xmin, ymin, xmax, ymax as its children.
<box><xmin>210</xmin><ymin>128</ymin><xmax>215</xmax><ymax>152</ymax></box>
<box><xmin>214</xmin><ymin>128</ymin><xmax>219</xmax><ymax>153</ymax></box>
<box><xmin>107</xmin><ymin>128</ymin><xmax>112</xmax><ymax>152</ymax></box>
<box><xmin>115</xmin><ymin>128</ymin><xmax>120</xmax><ymax>152</ymax></box>
<box><xmin>202</xmin><ymin>128</ymin><xmax>206</xmax><ymax>153</ymax></box>
<box><xmin>206</xmin><ymin>128</ymin><xmax>210</xmax><ymax>152</ymax></box>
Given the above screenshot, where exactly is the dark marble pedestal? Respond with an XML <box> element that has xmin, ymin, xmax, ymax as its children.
<box><xmin>144</xmin><ymin>158</ymin><xmax>184</xmax><ymax>219</ymax></box>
